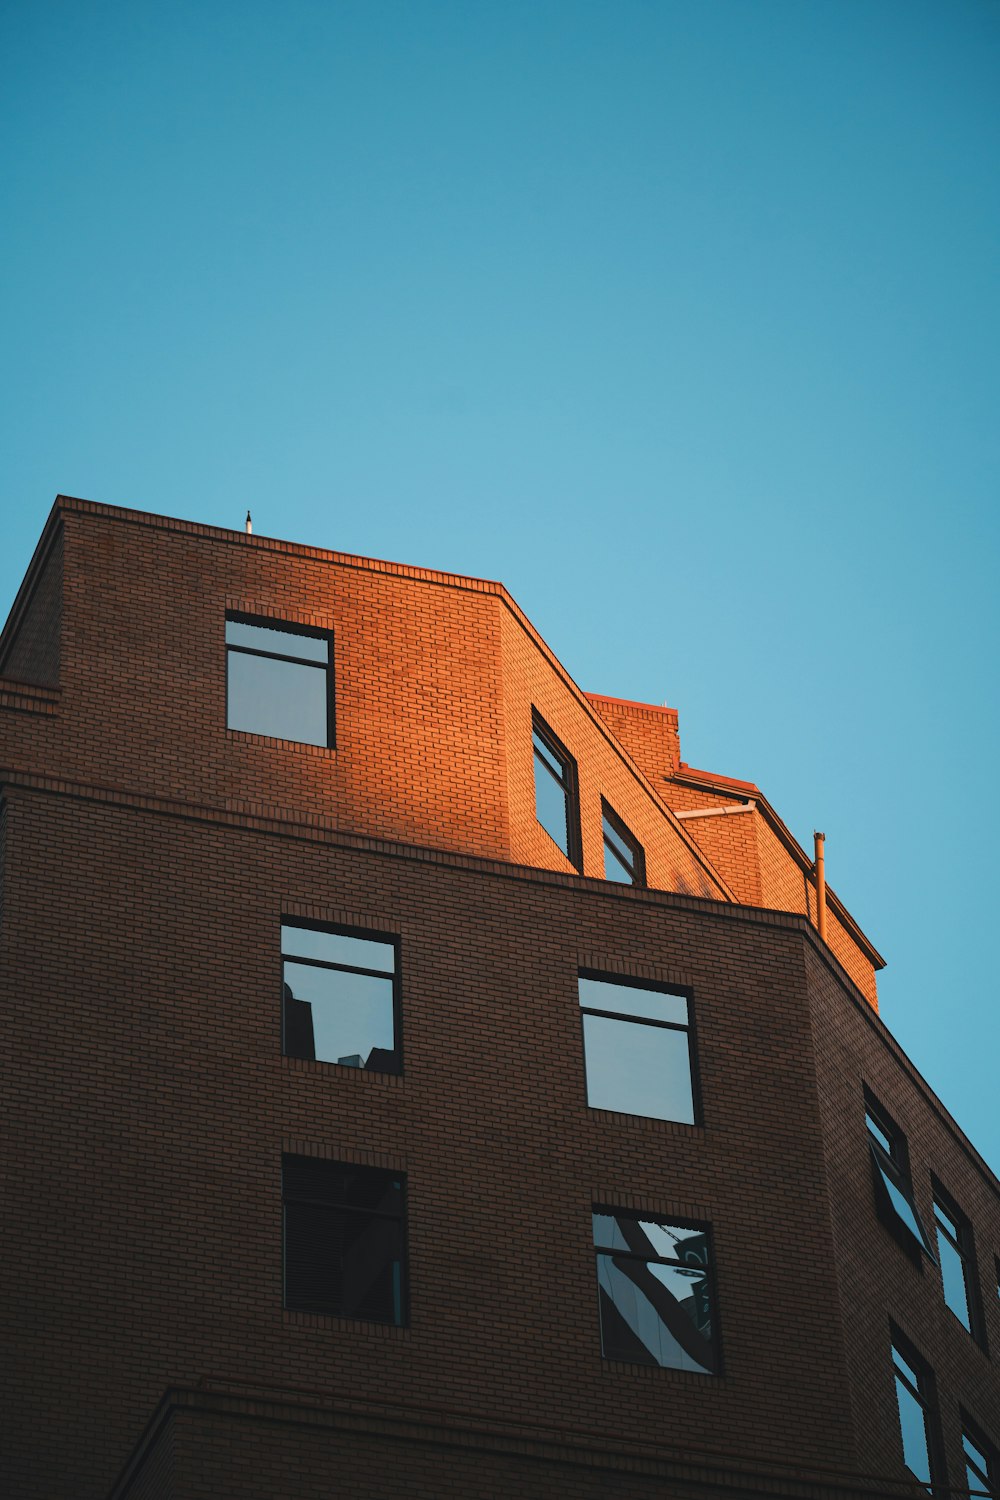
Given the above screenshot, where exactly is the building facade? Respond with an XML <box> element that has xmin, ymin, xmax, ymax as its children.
<box><xmin>1</xmin><ymin>496</ymin><xmax>996</xmax><ymax>1499</ymax></box>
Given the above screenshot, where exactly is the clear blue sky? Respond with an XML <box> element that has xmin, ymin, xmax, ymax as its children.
<box><xmin>2</xmin><ymin>2</ymin><xmax>998</xmax><ymax>1171</ymax></box>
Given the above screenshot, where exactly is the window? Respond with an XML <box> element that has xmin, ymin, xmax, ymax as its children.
<box><xmin>961</xmin><ymin>1415</ymin><xmax>998</xmax><ymax>1500</ymax></box>
<box><xmin>932</xmin><ymin>1180</ymin><xmax>985</xmax><ymax>1346</ymax></box>
<box><xmin>864</xmin><ymin>1093</ymin><xmax>935</xmax><ymax>1263</ymax></box>
<box><xmin>226</xmin><ymin>615</ymin><xmax>332</xmax><ymax>746</ymax></box>
<box><xmin>579</xmin><ymin>973</ymin><xmax>696</xmax><ymax>1123</ymax></box>
<box><xmin>282</xmin><ymin>922</ymin><xmax>400</xmax><ymax>1073</ymax></box>
<box><xmin>593</xmin><ymin>1209</ymin><xmax>718</xmax><ymax>1373</ymax></box>
<box><xmin>601</xmin><ymin>800</ymin><xmax>645</xmax><ymax>886</ymax></box>
<box><xmin>282</xmin><ymin>1154</ymin><xmax>406</xmax><ymax>1323</ymax></box>
<box><xmin>890</xmin><ymin>1332</ymin><xmax>942</xmax><ymax>1492</ymax></box>
<box><xmin>531</xmin><ymin>711</ymin><xmax>581</xmax><ymax>869</ymax></box>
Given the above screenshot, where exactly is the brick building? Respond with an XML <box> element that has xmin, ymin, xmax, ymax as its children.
<box><xmin>1</xmin><ymin>495</ymin><xmax>996</xmax><ymax>1499</ymax></box>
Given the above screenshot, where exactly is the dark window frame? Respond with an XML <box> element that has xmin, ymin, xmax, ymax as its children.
<box><xmin>578</xmin><ymin>969</ymin><xmax>700</xmax><ymax>1125</ymax></box>
<box><xmin>960</xmin><ymin>1410</ymin><xmax>999</xmax><ymax>1500</ymax></box>
<box><xmin>889</xmin><ymin>1324</ymin><xmax>946</xmax><ymax>1493</ymax></box>
<box><xmin>863</xmin><ymin>1089</ymin><xmax>936</xmax><ymax>1268</ymax></box>
<box><xmin>531</xmin><ymin>709</ymin><xmax>582</xmax><ymax>871</ymax></box>
<box><xmin>601</xmin><ymin>799</ymin><xmax>646</xmax><ymax>887</ymax></box>
<box><xmin>592</xmin><ymin>1204</ymin><xmax>721</xmax><ymax>1375</ymax></box>
<box><xmin>280</xmin><ymin>918</ymin><xmax>402</xmax><ymax>1075</ymax></box>
<box><xmin>282</xmin><ymin>1153</ymin><xmax>408</xmax><ymax>1325</ymax></box>
<box><xmin>931</xmin><ymin>1176</ymin><xmax>987</xmax><ymax>1349</ymax></box>
<box><xmin>226</xmin><ymin>612</ymin><xmax>335</xmax><ymax>747</ymax></box>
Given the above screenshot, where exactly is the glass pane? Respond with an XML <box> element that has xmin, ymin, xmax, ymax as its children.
<box><xmin>534</xmin><ymin>754</ymin><xmax>569</xmax><ymax>853</ymax></box>
<box><xmin>596</xmin><ymin>1252</ymin><xmax>714</xmax><ymax>1373</ymax></box>
<box><xmin>963</xmin><ymin>1431</ymin><xmax>992</xmax><ymax>1495</ymax></box>
<box><xmin>592</xmin><ymin>1213</ymin><xmax>707</xmax><ymax>1267</ymax></box>
<box><xmin>283</xmin><ymin>961</ymin><xmax>395</xmax><ymax>1069</ymax></box>
<box><xmin>281</xmin><ymin>924</ymin><xmax>394</xmax><ymax>974</ymax></box>
<box><xmin>865</xmin><ymin>1110</ymin><xmax>894</xmax><ymax>1155</ymax></box>
<box><xmin>285</xmin><ymin>1201</ymin><xmax>403</xmax><ymax>1323</ymax></box>
<box><xmin>283</xmin><ymin>1155</ymin><xmax>402</xmax><ymax>1214</ymax></box>
<box><xmin>228</xmin><ymin>651</ymin><xmax>328</xmax><ymax>744</ymax></box>
<box><xmin>932</xmin><ymin>1198</ymin><xmax>958</xmax><ymax>1241</ymax></box>
<box><xmin>604</xmin><ymin>839</ymin><xmax>633</xmax><ymax>883</ymax></box>
<box><xmin>226</xmin><ymin>619</ymin><xmax>328</xmax><ymax>662</ymax></box>
<box><xmin>532</xmin><ymin>729</ymin><xmax>564</xmax><ymax>781</ymax></box>
<box><xmin>936</xmin><ymin>1230</ymin><xmax>972</xmax><ymax>1330</ymax></box>
<box><xmin>891</xmin><ymin>1345</ymin><xmax>921</xmax><ymax>1392</ymax></box>
<box><xmin>894</xmin><ymin>1374</ymin><xmax>932</xmax><ymax>1487</ymax></box>
<box><xmin>602</xmin><ymin>814</ymin><xmax>633</xmax><ymax>866</ymax></box>
<box><xmin>582</xmin><ymin>1013</ymin><xmax>694</xmax><ymax>1123</ymax></box>
<box><xmin>578</xmin><ymin>976</ymin><xmax>687</xmax><ymax>1025</ymax></box>
<box><xmin>878</xmin><ymin>1160</ymin><xmax>934</xmax><ymax>1255</ymax></box>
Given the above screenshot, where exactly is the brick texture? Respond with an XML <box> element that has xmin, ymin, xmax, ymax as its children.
<box><xmin>0</xmin><ymin>498</ymin><xmax>994</xmax><ymax>1499</ymax></box>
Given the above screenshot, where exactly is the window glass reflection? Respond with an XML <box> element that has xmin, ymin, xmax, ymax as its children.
<box><xmin>593</xmin><ymin>1210</ymin><xmax>717</xmax><ymax>1374</ymax></box>
<box><xmin>582</xmin><ymin>1013</ymin><xmax>694</xmax><ymax>1122</ymax></box>
<box><xmin>228</xmin><ymin>651</ymin><xmax>328</xmax><ymax>744</ymax></box>
<box><xmin>225</xmin><ymin>620</ymin><xmax>328</xmax><ymax>662</ymax></box>
<box><xmin>894</xmin><ymin>1375</ymin><xmax>932</xmax><ymax>1487</ymax></box>
<box><xmin>578</xmin><ymin>977</ymin><xmax>687</xmax><ymax>1026</ymax></box>
<box><xmin>281</xmin><ymin>923</ymin><xmax>399</xmax><ymax>1074</ymax></box>
<box><xmin>282</xmin><ymin>925</ymin><xmax>394</xmax><ymax>974</ymax></box>
<box><xmin>534</xmin><ymin>757</ymin><xmax>569</xmax><ymax>853</ymax></box>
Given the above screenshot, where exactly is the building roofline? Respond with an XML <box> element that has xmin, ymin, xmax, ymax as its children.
<box><xmin>39</xmin><ymin>495</ymin><xmax>737</xmax><ymax>902</ymax></box>
<box><xmin>671</xmin><ymin>765</ymin><xmax>886</xmax><ymax>971</ymax></box>
<box><xmin>0</xmin><ymin>499</ymin><xmax>63</xmax><ymax>676</ymax></box>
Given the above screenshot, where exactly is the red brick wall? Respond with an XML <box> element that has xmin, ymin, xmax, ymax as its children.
<box><xmin>499</xmin><ymin>609</ymin><xmax>726</xmax><ymax>898</ymax></box>
<box><xmin>4</xmin><ymin>785</ymin><xmax>874</xmax><ymax>1498</ymax></box>
<box><xmin>806</xmin><ymin>942</ymin><xmax>1000</xmax><ymax>1490</ymax></box>
<box><xmin>584</xmin><ymin>695</ymin><xmax>681</xmax><ymax>785</ymax></box>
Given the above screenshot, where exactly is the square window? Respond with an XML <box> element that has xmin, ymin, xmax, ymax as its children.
<box><xmin>864</xmin><ymin>1092</ymin><xmax>935</xmax><ymax>1264</ymax></box>
<box><xmin>601</xmin><ymin>800</ymin><xmax>646</xmax><ymax>886</ymax></box>
<box><xmin>282</xmin><ymin>922</ymin><xmax>400</xmax><ymax>1073</ymax></box>
<box><xmin>593</xmin><ymin>1209</ymin><xmax>718</xmax><ymax>1373</ymax></box>
<box><xmin>579</xmin><ymin>973</ymin><xmax>696</xmax><ymax>1124</ymax></box>
<box><xmin>226</xmin><ymin>615</ymin><xmax>333</xmax><ymax>746</ymax></box>
<box><xmin>283</xmin><ymin>1155</ymin><xmax>406</xmax><ymax>1323</ymax></box>
<box><xmin>532</xmin><ymin>711</ymin><xmax>582</xmax><ymax>870</ymax></box>
<box><xmin>932</xmin><ymin>1180</ymin><xmax>986</xmax><ymax>1347</ymax></box>
<box><xmin>890</xmin><ymin>1330</ymin><xmax>943</xmax><ymax>1491</ymax></box>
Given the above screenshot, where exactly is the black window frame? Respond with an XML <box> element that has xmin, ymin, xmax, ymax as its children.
<box><xmin>225</xmin><ymin>612</ymin><xmax>335</xmax><ymax>748</ymax></box>
<box><xmin>601</xmin><ymin>799</ymin><xmax>646</xmax><ymax>887</ymax></box>
<box><xmin>931</xmin><ymin>1176</ymin><xmax>987</xmax><ymax>1349</ymax></box>
<box><xmin>863</xmin><ymin>1089</ymin><xmax>936</xmax><ymax>1268</ymax></box>
<box><xmin>889</xmin><ymin>1325</ymin><xmax>945</xmax><ymax>1493</ymax></box>
<box><xmin>282</xmin><ymin>1153</ymin><xmax>408</xmax><ymax>1325</ymax></box>
<box><xmin>960</xmin><ymin>1410</ymin><xmax>999</xmax><ymax>1500</ymax></box>
<box><xmin>281</xmin><ymin>918</ymin><xmax>402</xmax><ymax>1075</ymax></box>
<box><xmin>578</xmin><ymin>970</ymin><xmax>700</xmax><ymax>1125</ymax></box>
<box><xmin>592</xmin><ymin>1205</ymin><xmax>721</xmax><ymax>1375</ymax></box>
<box><xmin>531</xmin><ymin>709</ymin><xmax>582</xmax><ymax>871</ymax></box>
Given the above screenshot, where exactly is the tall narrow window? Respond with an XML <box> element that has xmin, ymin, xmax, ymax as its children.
<box><xmin>890</xmin><ymin>1333</ymin><xmax>942</xmax><ymax>1492</ymax></box>
<box><xmin>601</xmin><ymin>800</ymin><xmax>645</xmax><ymax>886</ymax></box>
<box><xmin>283</xmin><ymin>1155</ymin><xmax>406</xmax><ymax>1324</ymax></box>
<box><xmin>531</xmin><ymin>711</ymin><xmax>581</xmax><ymax>870</ymax></box>
<box><xmin>864</xmin><ymin>1093</ymin><xmax>935</xmax><ymax>1263</ymax></box>
<box><xmin>578</xmin><ymin>973</ymin><xmax>696</xmax><ymax>1123</ymax></box>
<box><xmin>281</xmin><ymin>922</ymin><xmax>400</xmax><ymax>1073</ymax></box>
<box><xmin>961</xmin><ymin>1416</ymin><xmax>998</xmax><ymax>1500</ymax></box>
<box><xmin>226</xmin><ymin>615</ymin><xmax>333</xmax><ymax>746</ymax></box>
<box><xmin>593</xmin><ymin>1209</ymin><xmax>718</xmax><ymax>1373</ymax></box>
<box><xmin>932</xmin><ymin>1180</ymin><xmax>985</xmax><ymax>1346</ymax></box>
